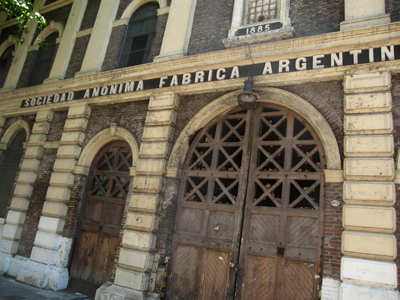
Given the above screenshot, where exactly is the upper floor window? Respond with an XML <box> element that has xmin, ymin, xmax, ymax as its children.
<box><xmin>0</xmin><ymin>46</ymin><xmax>14</xmax><ymax>88</ymax></box>
<box><xmin>245</xmin><ymin>0</ymin><xmax>278</xmax><ymax>24</ymax></box>
<box><xmin>27</xmin><ymin>32</ymin><xmax>58</xmax><ymax>86</ymax></box>
<box><xmin>223</xmin><ymin>0</ymin><xmax>293</xmax><ymax>48</ymax></box>
<box><xmin>0</xmin><ymin>130</ymin><xmax>25</xmax><ymax>218</ymax></box>
<box><xmin>118</xmin><ymin>3</ymin><xmax>159</xmax><ymax>68</ymax></box>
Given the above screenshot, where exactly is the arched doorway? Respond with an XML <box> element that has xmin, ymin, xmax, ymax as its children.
<box><xmin>168</xmin><ymin>103</ymin><xmax>326</xmax><ymax>299</ymax></box>
<box><xmin>69</xmin><ymin>141</ymin><xmax>132</xmax><ymax>295</ymax></box>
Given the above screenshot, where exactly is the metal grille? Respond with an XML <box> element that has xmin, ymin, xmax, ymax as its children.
<box><xmin>168</xmin><ymin>104</ymin><xmax>325</xmax><ymax>300</ymax></box>
<box><xmin>246</xmin><ymin>0</ymin><xmax>278</xmax><ymax>24</ymax></box>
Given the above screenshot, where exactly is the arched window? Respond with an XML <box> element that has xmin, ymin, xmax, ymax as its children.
<box><xmin>0</xmin><ymin>46</ymin><xmax>14</xmax><ymax>88</ymax></box>
<box><xmin>27</xmin><ymin>32</ymin><xmax>58</xmax><ymax>86</ymax></box>
<box><xmin>118</xmin><ymin>3</ymin><xmax>159</xmax><ymax>68</ymax></box>
<box><xmin>0</xmin><ymin>130</ymin><xmax>25</xmax><ymax>218</ymax></box>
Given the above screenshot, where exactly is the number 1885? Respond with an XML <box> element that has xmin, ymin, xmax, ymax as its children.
<box><xmin>246</xmin><ymin>24</ymin><xmax>270</xmax><ymax>34</ymax></box>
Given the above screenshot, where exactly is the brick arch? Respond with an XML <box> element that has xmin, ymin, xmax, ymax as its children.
<box><xmin>167</xmin><ymin>87</ymin><xmax>341</xmax><ymax>177</ymax></box>
<box><xmin>75</xmin><ymin>125</ymin><xmax>139</xmax><ymax>176</ymax></box>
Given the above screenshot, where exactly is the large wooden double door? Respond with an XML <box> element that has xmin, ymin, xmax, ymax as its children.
<box><xmin>70</xmin><ymin>141</ymin><xmax>132</xmax><ymax>294</ymax></box>
<box><xmin>168</xmin><ymin>104</ymin><xmax>325</xmax><ymax>299</ymax></box>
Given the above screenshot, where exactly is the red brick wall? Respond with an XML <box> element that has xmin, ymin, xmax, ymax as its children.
<box><xmin>84</xmin><ymin>101</ymin><xmax>148</xmax><ymax>144</ymax></box>
<box><xmin>17</xmin><ymin>148</ymin><xmax>57</xmax><ymax>257</ymax></box>
<box><xmin>323</xmin><ymin>182</ymin><xmax>343</xmax><ymax>280</ymax></box>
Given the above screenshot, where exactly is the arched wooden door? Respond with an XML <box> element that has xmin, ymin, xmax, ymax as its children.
<box><xmin>70</xmin><ymin>141</ymin><xmax>132</xmax><ymax>294</ymax></box>
<box><xmin>168</xmin><ymin>103</ymin><xmax>325</xmax><ymax>300</ymax></box>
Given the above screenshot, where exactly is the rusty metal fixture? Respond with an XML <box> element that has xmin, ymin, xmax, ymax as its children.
<box><xmin>236</xmin><ymin>76</ymin><xmax>260</xmax><ymax>103</ymax></box>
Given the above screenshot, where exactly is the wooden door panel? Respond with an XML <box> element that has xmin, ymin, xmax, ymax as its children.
<box><xmin>277</xmin><ymin>260</ymin><xmax>316</xmax><ymax>300</ymax></box>
<box><xmin>93</xmin><ymin>235</ymin><xmax>118</xmax><ymax>285</ymax></box>
<box><xmin>200</xmin><ymin>249</ymin><xmax>231</xmax><ymax>300</ymax></box>
<box><xmin>75</xmin><ymin>231</ymin><xmax>99</xmax><ymax>282</ymax></box>
<box><xmin>286</xmin><ymin>216</ymin><xmax>319</xmax><ymax>249</ymax></box>
<box><xmin>249</xmin><ymin>214</ymin><xmax>279</xmax><ymax>244</ymax></box>
<box><xmin>206</xmin><ymin>211</ymin><xmax>235</xmax><ymax>240</ymax></box>
<box><xmin>69</xmin><ymin>141</ymin><xmax>131</xmax><ymax>292</ymax></box>
<box><xmin>178</xmin><ymin>208</ymin><xmax>204</xmax><ymax>235</ymax></box>
<box><xmin>169</xmin><ymin>105</ymin><xmax>325</xmax><ymax>300</ymax></box>
<box><xmin>168</xmin><ymin>245</ymin><xmax>199</xmax><ymax>300</ymax></box>
<box><xmin>241</xmin><ymin>255</ymin><xmax>275</xmax><ymax>300</ymax></box>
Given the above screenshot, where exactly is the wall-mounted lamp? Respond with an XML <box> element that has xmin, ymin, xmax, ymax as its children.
<box><xmin>236</xmin><ymin>76</ymin><xmax>260</xmax><ymax>103</ymax></box>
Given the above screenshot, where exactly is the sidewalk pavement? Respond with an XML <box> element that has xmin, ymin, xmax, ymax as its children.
<box><xmin>0</xmin><ymin>276</ymin><xmax>89</xmax><ymax>300</ymax></box>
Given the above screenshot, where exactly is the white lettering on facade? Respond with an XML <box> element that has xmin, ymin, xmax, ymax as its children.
<box><xmin>295</xmin><ymin>57</ymin><xmax>307</xmax><ymax>71</ymax></box>
<box><xmin>159</xmin><ymin>76</ymin><xmax>168</xmax><ymax>88</ymax></box>
<box><xmin>170</xmin><ymin>75</ymin><xmax>178</xmax><ymax>86</ymax></box>
<box><xmin>262</xmin><ymin>62</ymin><xmax>273</xmax><ymax>74</ymax></box>
<box><xmin>350</xmin><ymin>49</ymin><xmax>362</xmax><ymax>64</ymax></box>
<box><xmin>208</xmin><ymin>70</ymin><xmax>213</xmax><ymax>81</ymax></box>
<box><xmin>136</xmin><ymin>80</ymin><xmax>144</xmax><ymax>91</ymax></box>
<box><xmin>119</xmin><ymin>83</ymin><xmax>124</xmax><ymax>94</ymax></box>
<box><xmin>195</xmin><ymin>71</ymin><xmax>205</xmax><ymax>83</ymax></box>
<box><xmin>313</xmin><ymin>54</ymin><xmax>325</xmax><ymax>69</ymax></box>
<box><xmin>369</xmin><ymin>48</ymin><xmax>374</xmax><ymax>63</ymax></box>
<box><xmin>100</xmin><ymin>86</ymin><xmax>109</xmax><ymax>96</ymax></box>
<box><xmin>381</xmin><ymin>45</ymin><xmax>394</xmax><ymax>61</ymax></box>
<box><xmin>83</xmin><ymin>89</ymin><xmax>90</xmax><ymax>99</ymax></box>
<box><xmin>92</xmin><ymin>87</ymin><xmax>100</xmax><ymax>97</ymax></box>
<box><xmin>60</xmin><ymin>93</ymin><xmax>66</xmax><ymax>102</ymax></box>
<box><xmin>68</xmin><ymin>92</ymin><xmax>74</xmax><ymax>100</ymax></box>
<box><xmin>230</xmin><ymin>66</ymin><xmax>240</xmax><ymax>79</ymax></box>
<box><xmin>110</xmin><ymin>84</ymin><xmax>118</xmax><ymax>95</ymax></box>
<box><xmin>331</xmin><ymin>52</ymin><xmax>343</xmax><ymax>67</ymax></box>
<box><xmin>216</xmin><ymin>68</ymin><xmax>226</xmax><ymax>80</ymax></box>
<box><xmin>124</xmin><ymin>82</ymin><xmax>135</xmax><ymax>92</ymax></box>
<box><xmin>182</xmin><ymin>73</ymin><xmax>191</xmax><ymax>84</ymax></box>
<box><xmin>279</xmin><ymin>59</ymin><xmax>290</xmax><ymax>73</ymax></box>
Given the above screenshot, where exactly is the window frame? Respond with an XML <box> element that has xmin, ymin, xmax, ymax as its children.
<box><xmin>118</xmin><ymin>2</ymin><xmax>159</xmax><ymax>68</ymax></box>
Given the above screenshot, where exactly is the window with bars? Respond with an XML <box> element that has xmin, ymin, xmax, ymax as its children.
<box><xmin>223</xmin><ymin>0</ymin><xmax>293</xmax><ymax>46</ymax></box>
<box><xmin>0</xmin><ymin>130</ymin><xmax>25</xmax><ymax>218</ymax></box>
<box><xmin>0</xmin><ymin>46</ymin><xmax>14</xmax><ymax>88</ymax></box>
<box><xmin>246</xmin><ymin>0</ymin><xmax>278</xmax><ymax>24</ymax></box>
<box><xmin>118</xmin><ymin>3</ymin><xmax>159</xmax><ymax>68</ymax></box>
<box><xmin>26</xmin><ymin>32</ymin><xmax>58</xmax><ymax>87</ymax></box>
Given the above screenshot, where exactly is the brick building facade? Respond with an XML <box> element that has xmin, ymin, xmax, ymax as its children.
<box><xmin>0</xmin><ymin>0</ymin><xmax>399</xmax><ymax>299</ymax></box>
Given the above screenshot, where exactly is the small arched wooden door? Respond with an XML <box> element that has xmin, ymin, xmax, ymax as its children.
<box><xmin>168</xmin><ymin>103</ymin><xmax>325</xmax><ymax>300</ymax></box>
<box><xmin>70</xmin><ymin>141</ymin><xmax>132</xmax><ymax>293</ymax></box>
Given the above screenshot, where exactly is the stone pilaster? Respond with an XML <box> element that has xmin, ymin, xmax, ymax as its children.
<box><xmin>44</xmin><ymin>0</ymin><xmax>88</xmax><ymax>83</ymax></box>
<box><xmin>96</xmin><ymin>93</ymin><xmax>179</xmax><ymax>300</ymax></box>
<box><xmin>75</xmin><ymin>0</ymin><xmax>120</xmax><ymax>77</ymax></box>
<box><xmin>153</xmin><ymin>0</ymin><xmax>196</xmax><ymax>62</ymax></box>
<box><xmin>341</xmin><ymin>72</ymin><xmax>398</xmax><ymax>299</ymax></box>
<box><xmin>15</xmin><ymin>105</ymin><xmax>90</xmax><ymax>290</ymax></box>
<box><xmin>2</xmin><ymin>0</ymin><xmax>46</xmax><ymax>90</ymax></box>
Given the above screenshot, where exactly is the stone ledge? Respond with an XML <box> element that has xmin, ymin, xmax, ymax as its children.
<box><xmin>342</xmin><ymin>205</ymin><xmax>395</xmax><ymax>233</ymax></box>
<box><xmin>343</xmin><ymin>181</ymin><xmax>395</xmax><ymax>206</ymax></box>
<box><xmin>340</xmin><ymin>283</ymin><xmax>399</xmax><ymax>300</ymax></box>
<box><xmin>344</xmin><ymin>91</ymin><xmax>392</xmax><ymax>114</ymax></box>
<box><xmin>344</xmin><ymin>71</ymin><xmax>391</xmax><ymax>93</ymax></box>
<box><xmin>342</xmin><ymin>231</ymin><xmax>396</xmax><ymax>260</ymax></box>
<box><xmin>96</xmin><ymin>282</ymin><xmax>160</xmax><ymax>300</ymax></box>
<box><xmin>341</xmin><ymin>257</ymin><xmax>397</xmax><ymax>289</ymax></box>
